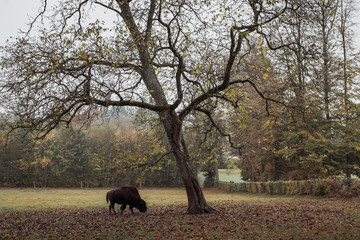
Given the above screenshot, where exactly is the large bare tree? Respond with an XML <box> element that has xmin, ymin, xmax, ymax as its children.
<box><xmin>0</xmin><ymin>0</ymin><xmax>290</xmax><ymax>213</ymax></box>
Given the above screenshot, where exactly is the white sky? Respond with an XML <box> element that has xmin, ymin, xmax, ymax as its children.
<box><xmin>0</xmin><ymin>0</ymin><xmax>42</xmax><ymax>45</ymax></box>
<box><xmin>0</xmin><ymin>0</ymin><xmax>360</xmax><ymax>48</ymax></box>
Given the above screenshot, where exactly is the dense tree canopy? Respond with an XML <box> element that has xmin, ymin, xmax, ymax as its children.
<box><xmin>0</xmin><ymin>117</ymin><xmax>184</xmax><ymax>188</ymax></box>
<box><xmin>235</xmin><ymin>0</ymin><xmax>360</xmax><ymax>181</ymax></box>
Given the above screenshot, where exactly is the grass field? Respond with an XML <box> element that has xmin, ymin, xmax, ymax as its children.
<box><xmin>198</xmin><ymin>169</ymin><xmax>244</xmax><ymax>186</ymax></box>
<box><xmin>1</xmin><ymin>188</ymin><xmax>360</xmax><ymax>239</ymax></box>
<box><xmin>218</xmin><ymin>169</ymin><xmax>244</xmax><ymax>182</ymax></box>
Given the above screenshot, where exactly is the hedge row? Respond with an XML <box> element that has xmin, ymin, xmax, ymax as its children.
<box><xmin>215</xmin><ymin>177</ymin><xmax>360</xmax><ymax>196</ymax></box>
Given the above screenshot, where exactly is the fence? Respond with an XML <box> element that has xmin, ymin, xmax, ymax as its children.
<box><xmin>215</xmin><ymin>177</ymin><xmax>360</xmax><ymax>196</ymax></box>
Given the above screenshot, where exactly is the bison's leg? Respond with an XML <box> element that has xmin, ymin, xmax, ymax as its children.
<box><xmin>129</xmin><ymin>205</ymin><xmax>134</xmax><ymax>214</ymax></box>
<box><xmin>109</xmin><ymin>202</ymin><xmax>116</xmax><ymax>215</ymax></box>
<box><xmin>120</xmin><ymin>204</ymin><xmax>126</xmax><ymax>214</ymax></box>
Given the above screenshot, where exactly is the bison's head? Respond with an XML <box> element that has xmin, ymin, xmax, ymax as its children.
<box><xmin>138</xmin><ymin>199</ymin><xmax>147</xmax><ymax>213</ymax></box>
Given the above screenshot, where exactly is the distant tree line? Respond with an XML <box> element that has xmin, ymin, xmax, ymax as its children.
<box><xmin>0</xmin><ymin>118</ymin><xmax>185</xmax><ymax>188</ymax></box>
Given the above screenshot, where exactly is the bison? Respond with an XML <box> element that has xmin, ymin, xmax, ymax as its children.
<box><xmin>106</xmin><ymin>186</ymin><xmax>147</xmax><ymax>215</ymax></box>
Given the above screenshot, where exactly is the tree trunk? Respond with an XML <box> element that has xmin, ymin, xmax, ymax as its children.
<box><xmin>215</xmin><ymin>162</ymin><xmax>219</xmax><ymax>182</ymax></box>
<box><xmin>340</xmin><ymin>0</ymin><xmax>349</xmax><ymax>124</ymax></box>
<box><xmin>117</xmin><ymin>1</ymin><xmax>214</xmax><ymax>214</ymax></box>
<box><xmin>160</xmin><ymin>110</ymin><xmax>215</xmax><ymax>214</ymax></box>
<box><xmin>320</xmin><ymin>1</ymin><xmax>332</xmax><ymax>125</ymax></box>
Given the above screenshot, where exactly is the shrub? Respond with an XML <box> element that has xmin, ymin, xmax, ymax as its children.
<box><xmin>313</xmin><ymin>179</ymin><xmax>325</xmax><ymax>196</ymax></box>
<box><xmin>215</xmin><ymin>177</ymin><xmax>360</xmax><ymax>197</ymax></box>
<box><xmin>229</xmin><ymin>182</ymin><xmax>236</xmax><ymax>193</ymax></box>
<box><xmin>349</xmin><ymin>181</ymin><xmax>360</xmax><ymax>197</ymax></box>
<box><xmin>257</xmin><ymin>182</ymin><xmax>264</xmax><ymax>193</ymax></box>
<box><xmin>337</xmin><ymin>180</ymin><xmax>360</xmax><ymax>198</ymax></box>
<box><xmin>303</xmin><ymin>180</ymin><xmax>313</xmax><ymax>195</ymax></box>
<box><xmin>265</xmin><ymin>182</ymin><xmax>271</xmax><ymax>194</ymax></box>
<box><xmin>245</xmin><ymin>182</ymin><xmax>252</xmax><ymax>193</ymax></box>
<box><xmin>274</xmin><ymin>181</ymin><xmax>283</xmax><ymax>195</ymax></box>
<box><xmin>288</xmin><ymin>181</ymin><xmax>299</xmax><ymax>195</ymax></box>
<box><xmin>204</xmin><ymin>178</ymin><xmax>214</xmax><ymax>188</ymax></box>
<box><xmin>251</xmin><ymin>182</ymin><xmax>258</xmax><ymax>193</ymax></box>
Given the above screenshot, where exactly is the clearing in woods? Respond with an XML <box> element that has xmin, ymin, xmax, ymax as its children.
<box><xmin>0</xmin><ymin>188</ymin><xmax>359</xmax><ymax>239</ymax></box>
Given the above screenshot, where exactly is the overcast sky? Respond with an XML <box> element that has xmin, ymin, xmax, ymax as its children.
<box><xmin>1</xmin><ymin>0</ymin><xmax>360</xmax><ymax>48</ymax></box>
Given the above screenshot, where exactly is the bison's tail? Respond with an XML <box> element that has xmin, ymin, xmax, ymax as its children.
<box><xmin>106</xmin><ymin>192</ymin><xmax>109</xmax><ymax>203</ymax></box>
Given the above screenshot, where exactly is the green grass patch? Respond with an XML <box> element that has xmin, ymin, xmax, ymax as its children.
<box><xmin>198</xmin><ymin>169</ymin><xmax>244</xmax><ymax>186</ymax></box>
<box><xmin>1</xmin><ymin>188</ymin><xmax>360</xmax><ymax>239</ymax></box>
<box><xmin>218</xmin><ymin>169</ymin><xmax>243</xmax><ymax>182</ymax></box>
<box><xmin>0</xmin><ymin>188</ymin><xmax>108</xmax><ymax>211</ymax></box>
<box><xmin>0</xmin><ymin>188</ymin><xmax>258</xmax><ymax>211</ymax></box>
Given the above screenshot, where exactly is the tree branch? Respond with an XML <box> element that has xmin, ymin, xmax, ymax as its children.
<box><xmin>26</xmin><ymin>0</ymin><xmax>48</xmax><ymax>35</ymax></box>
<box><xmin>130</xmin><ymin>150</ymin><xmax>174</xmax><ymax>170</ymax></box>
<box><xmin>94</xmin><ymin>1</ymin><xmax>123</xmax><ymax>17</ymax></box>
<box><xmin>158</xmin><ymin>1</ymin><xmax>184</xmax><ymax>110</ymax></box>
<box><xmin>195</xmin><ymin>108</ymin><xmax>243</xmax><ymax>154</ymax></box>
<box><xmin>145</xmin><ymin>0</ymin><xmax>157</xmax><ymax>43</ymax></box>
